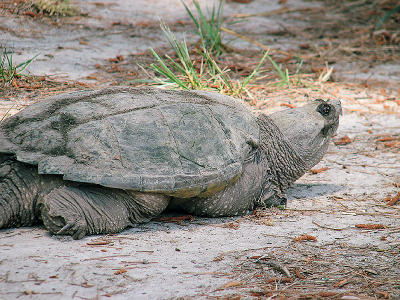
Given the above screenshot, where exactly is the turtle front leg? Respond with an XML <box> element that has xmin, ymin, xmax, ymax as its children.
<box><xmin>39</xmin><ymin>185</ymin><xmax>170</xmax><ymax>239</ymax></box>
<box><xmin>177</xmin><ymin>153</ymin><xmax>267</xmax><ymax>217</ymax></box>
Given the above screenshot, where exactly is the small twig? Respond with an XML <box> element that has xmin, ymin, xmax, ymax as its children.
<box><xmin>82</xmin><ymin>255</ymin><xmax>131</xmax><ymax>261</ymax></box>
<box><xmin>255</xmin><ymin>256</ymin><xmax>291</xmax><ymax>277</ymax></box>
<box><xmin>312</xmin><ymin>220</ymin><xmax>346</xmax><ymax>231</ymax></box>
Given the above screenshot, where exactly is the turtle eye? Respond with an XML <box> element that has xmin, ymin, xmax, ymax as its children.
<box><xmin>317</xmin><ymin>103</ymin><xmax>331</xmax><ymax>116</ymax></box>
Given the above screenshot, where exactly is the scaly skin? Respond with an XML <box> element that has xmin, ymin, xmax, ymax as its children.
<box><xmin>39</xmin><ymin>187</ymin><xmax>169</xmax><ymax>239</ymax></box>
<box><xmin>0</xmin><ymin>157</ymin><xmax>43</xmax><ymax>228</ymax></box>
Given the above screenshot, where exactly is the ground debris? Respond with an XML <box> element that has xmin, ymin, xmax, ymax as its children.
<box><xmin>253</xmin><ymin>256</ymin><xmax>291</xmax><ymax>277</ymax></box>
<box><xmin>293</xmin><ymin>234</ymin><xmax>318</xmax><ymax>242</ymax></box>
<box><xmin>266</xmin><ymin>276</ymin><xmax>293</xmax><ymax>283</ymax></box>
<box><xmin>223</xmin><ymin>281</ymin><xmax>242</xmax><ymax>288</ymax></box>
<box><xmin>217</xmin><ymin>220</ymin><xmax>241</xmax><ymax>230</ymax></box>
<box><xmin>310</xmin><ymin>167</ymin><xmax>328</xmax><ymax>174</ymax></box>
<box><xmin>334</xmin><ymin>136</ymin><xmax>352</xmax><ymax>145</ymax></box>
<box><xmin>157</xmin><ymin>215</ymin><xmax>195</xmax><ymax>225</ymax></box>
<box><xmin>295</xmin><ymin>268</ymin><xmax>306</xmax><ymax>279</ymax></box>
<box><xmin>114</xmin><ymin>269</ymin><xmax>127</xmax><ymax>275</ymax></box>
<box><xmin>384</xmin><ymin>192</ymin><xmax>400</xmax><ymax>206</ymax></box>
<box><xmin>355</xmin><ymin>224</ymin><xmax>386</xmax><ymax>230</ymax></box>
<box><xmin>333</xmin><ymin>278</ymin><xmax>349</xmax><ymax>288</ymax></box>
<box><xmin>87</xmin><ymin>240</ymin><xmax>113</xmax><ymax>246</ymax></box>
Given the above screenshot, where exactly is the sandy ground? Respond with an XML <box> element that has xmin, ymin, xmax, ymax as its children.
<box><xmin>0</xmin><ymin>0</ymin><xmax>399</xmax><ymax>299</ymax></box>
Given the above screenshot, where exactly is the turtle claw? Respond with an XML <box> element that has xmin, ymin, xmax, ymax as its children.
<box><xmin>57</xmin><ymin>222</ymin><xmax>73</xmax><ymax>234</ymax></box>
<box><xmin>57</xmin><ymin>220</ymin><xmax>87</xmax><ymax>240</ymax></box>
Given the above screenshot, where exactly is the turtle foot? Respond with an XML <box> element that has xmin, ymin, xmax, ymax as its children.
<box><xmin>40</xmin><ymin>187</ymin><xmax>88</xmax><ymax>239</ymax></box>
<box><xmin>39</xmin><ymin>185</ymin><xmax>140</xmax><ymax>239</ymax></box>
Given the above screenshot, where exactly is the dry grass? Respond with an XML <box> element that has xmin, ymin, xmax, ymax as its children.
<box><xmin>31</xmin><ymin>0</ymin><xmax>78</xmax><ymax>16</ymax></box>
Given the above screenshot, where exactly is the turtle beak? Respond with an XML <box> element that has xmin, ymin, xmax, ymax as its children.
<box><xmin>329</xmin><ymin>99</ymin><xmax>342</xmax><ymax>116</ymax></box>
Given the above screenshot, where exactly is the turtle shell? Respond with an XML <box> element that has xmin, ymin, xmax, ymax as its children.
<box><xmin>0</xmin><ymin>87</ymin><xmax>259</xmax><ymax>197</ymax></box>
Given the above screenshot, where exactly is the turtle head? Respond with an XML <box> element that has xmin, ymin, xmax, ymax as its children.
<box><xmin>269</xmin><ymin>99</ymin><xmax>342</xmax><ymax>169</ymax></box>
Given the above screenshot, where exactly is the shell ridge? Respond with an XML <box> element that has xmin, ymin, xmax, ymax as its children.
<box><xmin>104</xmin><ymin>118</ymin><xmax>126</xmax><ymax>168</ymax></box>
<box><xmin>154</xmin><ymin>107</ymin><xmax>184</xmax><ymax>175</ymax></box>
<box><xmin>205</xmin><ymin>105</ymin><xmax>236</xmax><ymax>164</ymax></box>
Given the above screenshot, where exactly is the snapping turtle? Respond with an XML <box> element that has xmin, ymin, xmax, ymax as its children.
<box><xmin>0</xmin><ymin>87</ymin><xmax>341</xmax><ymax>239</ymax></box>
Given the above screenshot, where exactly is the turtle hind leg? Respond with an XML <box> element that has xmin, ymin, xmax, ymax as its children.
<box><xmin>0</xmin><ymin>157</ymin><xmax>41</xmax><ymax>228</ymax></box>
<box><xmin>39</xmin><ymin>185</ymin><xmax>170</xmax><ymax>239</ymax></box>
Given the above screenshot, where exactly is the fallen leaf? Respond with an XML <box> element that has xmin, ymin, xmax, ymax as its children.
<box><xmin>295</xmin><ymin>268</ymin><xmax>306</xmax><ymax>279</ymax></box>
<box><xmin>224</xmin><ymin>281</ymin><xmax>242</xmax><ymax>288</ymax></box>
<box><xmin>384</xmin><ymin>192</ymin><xmax>400</xmax><ymax>206</ymax></box>
<box><xmin>355</xmin><ymin>224</ymin><xmax>386</xmax><ymax>229</ymax></box>
<box><xmin>333</xmin><ymin>278</ymin><xmax>348</xmax><ymax>288</ymax></box>
<box><xmin>221</xmin><ymin>220</ymin><xmax>241</xmax><ymax>230</ymax></box>
<box><xmin>22</xmin><ymin>11</ymin><xmax>37</xmax><ymax>18</ymax></box>
<box><xmin>79</xmin><ymin>40</ymin><xmax>88</xmax><ymax>45</ymax></box>
<box><xmin>383</xmin><ymin>141</ymin><xmax>400</xmax><ymax>148</ymax></box>
<box><xmin>135</xmin><ymin>21</ymin><xmax>151</xmax><ymax>27</ymax></box>
<box><xmin>114</xmin><ymin>269</ymin><xmax>127</xmax><ymax>275</ymax></box>
<box><xmin>334</xmin><ymin>136</ymin><xmax>352</xmax><ymax>145</ymax></box>
<box><xmin>157</xmin><ymin>215</ymin><xmax>194</xmax><ymax>224</ymax></box>
<box><xmin>376</xmin><ymin>136</ymin><xmax>398</xmax><ymax>142</ymax></box>
<box><xmin>299</xmin><ymin>43</ymin><xmax>310</xmax><ymax>49</ymax></box>
<box><xmin>311</xmin><ymin>65</ymin><xmax>324</xmax><ymax>73</ymax></box>
<box><xmin>108</xmin><ymin>55</ymin><xmax>123</xmax><ymax>63</ymax></box>
<box><xmin>377</xmin><ymin>291</ymin><xmax>390</xmax><ymax>299</ymax></box>
<box><xmin>87</xmin><ymin>240</ymin><xmax>112</xmax><ymax>246</ymax></box>
<box><xmin>280</xmin><ymin>103</ymin><xmax>296</xmax><ymax>108</ymax></box>
<box><xmin>250</xmin><ymin>291</ymin><xmax>265</xmax><ymax>296</ymax></box>
<box><xmin>213</xmin><ymin>255</ymin><xmax>224</xmax><ymax>262</ymax></box>
<box><xmin>249</xmin><ymin>255</ymin><xmax>262</xmax><ymax>259</ymax></box>
<box><xmin>266</xmin><ymin>277</ymin><xmax>293</xmax><ymax>283</ymax></box>
<box><xmin>293</xmin><ymin>234</ymin><xmax>317</xmax><ymax>242</ymax></box>
<box><xmin>310</xmin><ymin>167</ymin><xmax>328</xmax><ymax>174</ymax></box>
<box><xmin>364</xmin><ymin>269</ymin><xmax>378</xmax><ymax>276</ymax></box>
<box><xmin>81</xmin><ymin>282</ymin><xmax>95</xmax><ymax>288</ymax></box>
<box><xmin>259</xmin><ymin>218</ymin><xmax>274</xmax><ymax>226</ymax></box>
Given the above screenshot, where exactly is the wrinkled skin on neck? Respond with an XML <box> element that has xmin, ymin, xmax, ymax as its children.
<box><xmin>268</xmin><ymin>99</ymin><xmax>341</xmax><ymax>170</ymax></box>
<box><xmin>257</xmin><ymin>99</ymin><xmax>341</xmax><ymax>198</ymax></box>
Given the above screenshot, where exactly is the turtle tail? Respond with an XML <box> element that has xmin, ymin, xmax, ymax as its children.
<box><xmin>0</xmin><ymin>155</ymin><xmax>41</xmax><ymax>228</ymax></box>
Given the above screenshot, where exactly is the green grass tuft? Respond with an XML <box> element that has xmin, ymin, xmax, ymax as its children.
<box><xmin>266</xmin><ymin>54</ymin><xmax>304</xmax><ymax>88</ymax></box>
<box><xmin>148</xmin><ymin>23</ymin><xmax>268</xmax><ymax>97</ymax></box>
<box><xmin>0</xmin><ymin>48</ymin><xmax>39</xmax><ymax>85</ymax></box>
<box><xmin>182</xmin><ymin>0</ymin><xmax>224</xmax><ymax>56</ymax></box>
